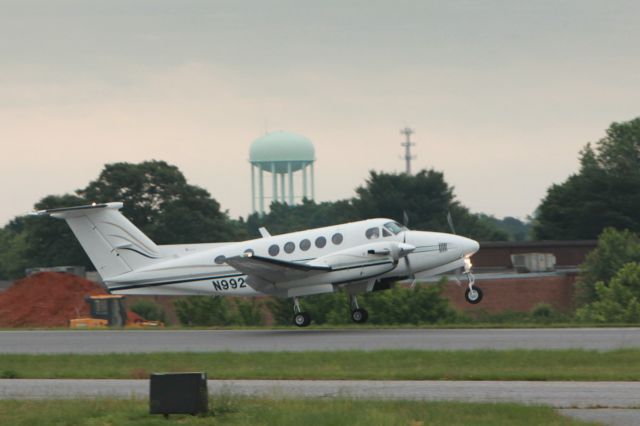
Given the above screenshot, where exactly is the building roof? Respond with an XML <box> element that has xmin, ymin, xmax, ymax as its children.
<box><xmin>480</xmin><ymin>240</ymin><xmax>597</xmax><ymax>248</ymax></box>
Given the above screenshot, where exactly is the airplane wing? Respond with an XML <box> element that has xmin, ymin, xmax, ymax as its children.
<box><xmin>225</xmin><ymin>254</ymin><xmax>331</xmax><ymax>283</ymax></box>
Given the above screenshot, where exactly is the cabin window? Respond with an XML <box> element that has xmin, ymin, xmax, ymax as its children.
<box><xmin>268</xmin><ymin>244</ymin><xmax>280</xmax><ymax>256</ymax></box>
<box><xmin>299</xmin><ymin>239</ymin><xmax>311</xmax><ymax>251</ymax></box>
<box><xmin>284</xmin><ymin>241</ymin><xmax>295</xmax><ymax>254</ymax></box>
<box><xmin>214</xmin><ymin>255</ymin><xmax>226</xmax><ymax>265</ymax></box>
<box><xmin>315</xmin><ymin>236</ymin><xmax>327</xmax><ymax>248</ymax></box>
<box><xmin>331</xmin><ymin>233</ymin><xmax>343</xmax><ymax>245</ymax></box>
<box><xmin>365</xmin><ymin>227</ymin><xmax>380</xmax><ymax>239</ymax></box>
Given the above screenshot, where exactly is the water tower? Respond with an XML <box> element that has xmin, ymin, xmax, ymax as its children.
<box><xmin>249</xmin><ymin>131</ymin><xmax>316</xmax><ymax>215</ymax></box>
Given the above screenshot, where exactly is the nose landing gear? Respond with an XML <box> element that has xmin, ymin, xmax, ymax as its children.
<box><xmin>464</xmin><ymin>272</ymin><xmax>483</xmax><ymax>304</ymax></box>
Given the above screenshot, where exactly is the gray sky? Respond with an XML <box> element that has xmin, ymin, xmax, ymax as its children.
<box><xmin>1</xmin><ymin>0</ymin><xmax>639</xmax><ymax>226</ymax></box>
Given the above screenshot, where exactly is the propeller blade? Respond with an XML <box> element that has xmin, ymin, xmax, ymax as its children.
<box><xmin>446</xmin><ymin>210</ymin><xmax>456</xmax><ymax>235</ymax></box>
<box><xmin>405</xmin><ymin>254</ymin><xmax>417</xmax><ymax>288</ymax></box>
<box><xmin>402</xmin><ymin>210</ymin><xmax>409</xmax><ymax>228</ymax></box>
<box><xmin>453</xmin><ymin>267</ymin><xmax>463</xmax><ymax>286</ymax></box>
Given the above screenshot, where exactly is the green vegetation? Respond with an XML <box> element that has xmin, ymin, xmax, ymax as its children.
<box><xmin>576</xmin><ymin>262</ymin><xmax>640</xmax><ymax>323</ymax></box>
<box><xmin>174</xmin><ymin>284</ymin><xmax>578</xmax><ymax>327</ymax></box>
<box><xmin>130</xmin><ymin>300</ymin><xmax>166</xmax><ymax>323</ymax></box>
<box><xmin>1</xmin><ymin>349</ymin><xmax>639</xmax><ymax>381</ymax></box>
<box><xmin>267</xmin><ymin>281</ymin><xmax>459</xmax><ymax>326</ymax></box>
<box><xmin>576</xmin><ymin>227</ymin><xmax>640</xmax><ymax>305</ymax></box>
<box><xmin>534</xmin><ymin>117</ymin><xmax>640</xmax><ymax>240</ymax></box>
<box><xmin>174</xmin><ymin>296</ymin><xmax>264</xmax><ymax>326</ymax></box>
<box><xmin>0</xmin><ymin>398</ymin><xmax>590</xmax><ymax>426</ymax></box>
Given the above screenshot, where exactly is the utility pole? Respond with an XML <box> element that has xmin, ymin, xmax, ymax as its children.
<box><xmin>400</xmin><ymin>127</ymin><xmax>415</xmax><ymax>175</ymax></box>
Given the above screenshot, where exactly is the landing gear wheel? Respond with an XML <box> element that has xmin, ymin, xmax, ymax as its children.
<box><xmin>465</xmin><ymin>286</ymin><xmax>483</xmax><ymax>304</ymax></box>
<box><xmin>351</xmin><ymin>308</ymin><xmax>369</xmax><ymax>323</ymax></box>
<box><xmin>293</xmin><ymin>312</ymin><xmax>311</xmax><ymax>327</ymax></box>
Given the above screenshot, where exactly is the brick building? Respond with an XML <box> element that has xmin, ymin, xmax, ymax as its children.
<box><xmin>442</xmin><ymin>240</ymin><xmax>597</xmax><ymax>314</ymax></box>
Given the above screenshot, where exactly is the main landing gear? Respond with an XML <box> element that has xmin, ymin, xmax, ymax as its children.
<box><xmin>291</xmin><ymin>295</ymin><xmax>370</xmax><ymax>327</ymax></box>
<box><xmin>350</xmin><ymin>295</ymin><xmax>368</xmax><ymax>324</ymax></box>
<box><xmin>292</xmin><ymin>297</ymin><xmax>311</xmax><ymax>327</ymax></box>
<box><xmin>464</xmin><ymin>272</ymin><xmax>483</xmax><ymax>304</ymax></box>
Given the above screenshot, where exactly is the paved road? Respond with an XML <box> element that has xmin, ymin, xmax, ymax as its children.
<box><xmin>0</xmin><ymin>328</ymin><xmax>639</xmax><ymax>353</ymax></box>
<box><xmin>560</xmin><ymin>409</ymin><xmax>640</xmax><ymax>426</ymax></box>
<box><xmin>1</xmin><ymin>379</ymin><xmax>639</xmax><ymax>409</ymax></box>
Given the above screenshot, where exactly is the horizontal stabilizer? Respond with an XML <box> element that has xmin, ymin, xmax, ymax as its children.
<box><xmin>32</xmin><ymin>202</ymin><xmax>123</xmax><ymax>218</ymax></box>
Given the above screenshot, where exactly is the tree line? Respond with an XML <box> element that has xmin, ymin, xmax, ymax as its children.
<box><xmin>0</xmin><ymin>162</ymin><xmax>517</xmax><ymax>280</ymax></box>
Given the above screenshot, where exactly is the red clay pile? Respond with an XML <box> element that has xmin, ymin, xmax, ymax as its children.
<box><xmin>0</xmin><ymin>272</ymin><xmax>107</xmax><ymax>327</ymax></box>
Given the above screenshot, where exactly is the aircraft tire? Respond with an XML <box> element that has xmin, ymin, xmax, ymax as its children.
<box><xmin>351</xmin><ymin>308</ymin><xmax>369</xmax><ymax>323</ymax></box>
<box><xmin>465</xmin><ymin>286</ymin><xmax>483</xmax><ymax>304</ymax></box>
<box><xmin>293</xmin><ymin>312</ymin><xmax>311</xmax><ymax>327</ymax></box>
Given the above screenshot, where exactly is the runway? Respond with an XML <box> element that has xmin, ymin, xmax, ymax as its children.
<box><xmin>1</xmin><ymin>379</ymin><xmax>639</xmax><ymax>408</ymax></box>
<box><xmin>0</xmin><ymin>327</ymin><xmax>639</xmax><ymax>353</ymax></box>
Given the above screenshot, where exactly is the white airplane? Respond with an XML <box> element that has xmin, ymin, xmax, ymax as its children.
<box><xmin>33</xmin><ymin>202</ymin><xmax>483</xmax><ymax>327</ymax></box>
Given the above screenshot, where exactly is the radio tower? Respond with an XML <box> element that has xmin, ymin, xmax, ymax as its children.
<box><xmin>400</xmin><ymin>127</ymin><xmax>415</xmax><ymax>175</ymax></box>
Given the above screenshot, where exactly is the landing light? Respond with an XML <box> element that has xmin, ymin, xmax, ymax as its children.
<box><xmin>464</xmin><ymin>257</ymin><xmax>472</xmax><ymax>270</ymax></box>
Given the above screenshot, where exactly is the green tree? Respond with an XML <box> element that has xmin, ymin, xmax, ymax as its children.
<box><xmin>80</xmin><ymin>160</ymin><xmax>247</xmax><ymax>243</ymax></box>
<box><xmin>534</xmin><ymin>118</ymin><xmax>640</xmax><ymax>239</ymax></box>
<box><xmin>0</xmin><ymin>161</ymin><xmax>245</xmax><ymax>278</ymax></box>
<box><xmin>576</xmin><ymin>262</ymin><xmax>640</xmax><ymax>323</ymax></box>
<box><xmin>0</xmin><ymin>228</ymin><xmax>29</xmax><ymax>279</ymax></box>
<box><xmin>3</xmin><ymin>194</ymin><xmax>93</xmax><ymax>275</ymax></box>
<box><xmin>576</xmin><ymin>228</ymin><xmax>640</xmax><ymax>305</ymax></box>
<box><xmin>478</xmin><ymin>215</ymin><xmax>531</xmax><ymax>241</ymax></box>
<box><xmin>353</xmin><ymin>170</ymin><xmax>507</xmax><ymax>241</ymax></box>
<box><xmin>246</xmin><ymin>199</ymin><xmax>358</xmax><ymax>236</ymax></box>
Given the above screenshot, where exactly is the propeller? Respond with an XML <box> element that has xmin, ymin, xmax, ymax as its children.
<box><xmin>400</xmin><ymin>211</ymin><xmax>418</xmax><ymax>288</ymax></box>
<box><xmin>446</xmin><ymin>210</ymin><xmax>456</xmax><ymax>235</ymax></box>
<box><xmin>447</xmin><ymin>209</ymin><xmax>465</xmax><ymax>286</ymax></box>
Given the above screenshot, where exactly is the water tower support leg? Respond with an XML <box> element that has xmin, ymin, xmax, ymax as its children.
<box><xmin>271</xmin><ymin>163</ymin><xmax>277</xmax><ymax>206</ymax></box>
<box><xmin>259</xmin><ymin>167</ymin><xmax>265</xmax><ymax>215</ymax></box>
<box><xmin>251</xmin><ymin>164</ymin><xmax>256</xmax><ymax>214</ymax></box>
<box><xmin>280</xmin><ymin>173</ymin><xmax>286</xmax><ymax>203</ymax></box>
<box><xmin>310</xmin><ymin>162</ymin><xmax>315</xmax><ymax>201</ymax></box>
<box><xmin>302</xmin><ymin>164</ymin><xmax>308</xmax><ymax>200</ymax></box>
<box><xmin>288</xmin><ymin>162</ymin><xmax>294</xmax><ymax>205</ymax></box>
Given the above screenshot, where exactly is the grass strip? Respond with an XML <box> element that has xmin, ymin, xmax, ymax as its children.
<box><xmin>1</xmin><ymin>349</ymin><xmax>640</xmax><ymax>381</ymax></box>
<box><xmin>0</xmin><ymin>397</ymin><xmax>590</xmax><ymax>426</ymax></box>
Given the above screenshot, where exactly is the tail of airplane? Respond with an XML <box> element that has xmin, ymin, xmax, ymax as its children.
<box><xmin>33</xmin><ymin>202</ymin><xmax>162</xmax><ymax>281</ymax></box>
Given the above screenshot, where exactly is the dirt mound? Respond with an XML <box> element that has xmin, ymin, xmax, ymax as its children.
<box><xmin>0</xmin><ymin>272</ymin><xmax>107</xmax><ymax>327</ymax></box>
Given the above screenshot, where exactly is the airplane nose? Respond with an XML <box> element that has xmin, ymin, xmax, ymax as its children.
<box><xmin>465</xmin><ymin>238</ymin><xmax>480</xmax><ymax>256</ymax></box>
<box><xmin>457</xmin><ymin>236</ymin><xmax>479</xmax><ymax>256</ymax></box>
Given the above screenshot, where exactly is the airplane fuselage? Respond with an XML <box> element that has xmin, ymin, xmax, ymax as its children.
<box><xmin>106</xmin><ymin>218</ymin><xmax>479</xmax><ymax>297</ymax></box>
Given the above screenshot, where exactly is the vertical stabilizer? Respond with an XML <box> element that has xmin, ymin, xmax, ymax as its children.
<box><xmin>34</xmin><ymin>202</ymin><xmax>162</xmax><ymax>280</ymax></box>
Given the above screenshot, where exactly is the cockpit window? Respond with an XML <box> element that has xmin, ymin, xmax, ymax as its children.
<box><xmin>384</xmin><ymin>221</ymin><xmax>406</xmax><ymax>235</ymax></box>
<box><xmin>365</xmin><ymin>227</ymin><xmax>380</xmax><ymax>239</ymax></box>
<box><xmin>382</xmin><ymin>228</ymin><xmax>392</xmax><ymax>237</ymax></box>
